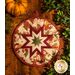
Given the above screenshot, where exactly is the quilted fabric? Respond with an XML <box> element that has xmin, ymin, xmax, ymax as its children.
<box><xmin>12</xmin><ymin>18</ymin><xmax>60</xmax><ymax>66</ymax></box>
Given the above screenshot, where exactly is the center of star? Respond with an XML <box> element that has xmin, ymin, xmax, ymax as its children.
<box><xmin>23</xmin><ymin>30</ymin><xmax>48</xmax><ymax>52</ymax></box>
<box><xmin>32</xmin><ymin>36</ymin><xmax>42</xmax><ymax>46</ymax></box>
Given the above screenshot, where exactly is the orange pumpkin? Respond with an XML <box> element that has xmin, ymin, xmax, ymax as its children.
<box><xmin>6</xmin><ymin>0</ymin><xmax>28</xmax><ymax>16</ymax></box>
<box><xmin>6</xmin><ymin>0</ymin><xmax>40</xmax><ymax>16</ymax></box>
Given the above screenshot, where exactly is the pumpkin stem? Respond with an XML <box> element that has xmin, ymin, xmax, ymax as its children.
<box><xmin>15</xmin><ymin>0</ymin><xmax>20</xmax><ymax>3</ymax></box>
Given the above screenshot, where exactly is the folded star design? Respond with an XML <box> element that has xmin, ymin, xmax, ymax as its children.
<box><xmin>21</xmin><ymin>26</ymin><xmax>51</xmax><ymax>57</ymax></box>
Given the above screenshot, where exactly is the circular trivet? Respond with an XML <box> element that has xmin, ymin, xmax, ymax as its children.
<box><xmin>12</xmin><ymin>18</ymin><xmax>60</xmax><ymax>66</ymax></box>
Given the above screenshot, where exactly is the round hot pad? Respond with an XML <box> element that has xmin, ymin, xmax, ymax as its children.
<box><xmin>12</xmin><ymin>18</ymin><xmax>60</xmax><ymax>66</ymax></box>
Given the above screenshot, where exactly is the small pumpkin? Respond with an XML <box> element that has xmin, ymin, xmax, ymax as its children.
<box><xmin>6</xmin><ymin>0</ymin><xmax>40</xmax><ymax>16</ymax></box>
<box><xmin>6</xmin><ymin>0</ymin><xmax>28</xmax><ymax>16</ymax></box>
